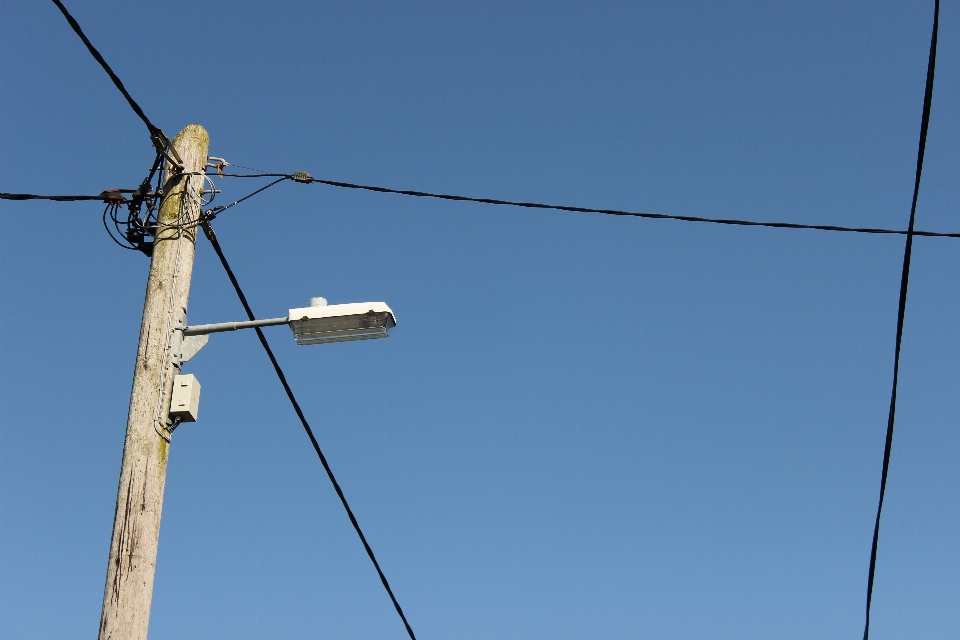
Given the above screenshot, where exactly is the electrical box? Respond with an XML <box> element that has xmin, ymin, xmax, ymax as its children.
<box><xmin>169</xmin><ymin>374</ymin><xmax>201</xmax><ymax>422</ymax></box>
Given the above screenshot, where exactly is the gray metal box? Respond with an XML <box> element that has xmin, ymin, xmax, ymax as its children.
<box><xmin>170</xmin><ymin>374</ymin><xmax>201</xmax><ymax>422</ymax></box>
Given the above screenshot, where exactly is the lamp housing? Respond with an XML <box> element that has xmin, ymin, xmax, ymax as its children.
<box><xmin>288</xmin><ymin>301</ymin><xmax>396</xmax><ymax>345</ymax></box>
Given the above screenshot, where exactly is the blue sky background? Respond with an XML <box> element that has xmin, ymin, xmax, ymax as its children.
<box><xmin>1</xmin><ymin>1</ymin><xmax>959</xmax><ymax>638</ymax></box>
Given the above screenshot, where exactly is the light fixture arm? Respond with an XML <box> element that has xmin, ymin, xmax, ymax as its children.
<box><xmin>169</xmin><ymin>299</ymin><xmax>396</xmax><ymax>365</ymax></box>
<box><xmin>182</xmin><ymin>317</ymin><xmax>289</xmax><ymax>336</ymax></box>
<box><xmin>171</xmin><ymin>316</ymin><xmax>289</xmax><ymax>367</ymax></box>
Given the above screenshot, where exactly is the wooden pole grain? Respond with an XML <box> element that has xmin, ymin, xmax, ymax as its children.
<box><xmin>99</xmin><ymin>125</ymin><xmax>209</xmax><ymax>640</ymax></box>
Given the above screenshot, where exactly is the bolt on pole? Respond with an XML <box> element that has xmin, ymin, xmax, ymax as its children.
<box><xmin>99</xmin><ymin>124</ymin><xmax>210</xmax><ymax>640</ymax></box>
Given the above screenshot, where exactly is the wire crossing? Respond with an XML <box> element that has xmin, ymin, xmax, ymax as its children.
<box><xmin>8</xmin><ymin>3</ymin><xmax>953</xmax><ymax>636</ymax></box>
<box><xmin>862</xmin><ymin>2</ymin><xmax>939</xmax><ymax>639</ymax></box>
<box><xmin>200</xmin><ymin>220</ymin><xmax>419</xmax><ymax>640</ymax></box>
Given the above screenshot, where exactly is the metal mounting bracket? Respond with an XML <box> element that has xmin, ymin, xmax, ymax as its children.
<box><xmin>171</xmin><ymin>315</ymin><xmax>209</xmax><ymax>368</ymax></box>
<box><xmin>169</xmin><ymin>314</ymin><xmax>289</xmax><ymax>367</ymax></box>
<box><xmin>180</xmin><ymin>334</ymin><xmax>209</xmax><ymax>363</ymax></box>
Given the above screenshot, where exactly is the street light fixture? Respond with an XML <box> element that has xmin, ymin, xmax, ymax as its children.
<box><xmin>169</xmin><ymin>297</ymin><xmax>397</xmax><ymax>422</ymax></box>
<box><xmin>179</xmin><ymin>297</ymin><xmax>397</xmax><ymax>345</ymax></box>
<box><xmin>288</xmin><ymin>298</ymin><xmax>396</xmax><ymax>345</ymax></box>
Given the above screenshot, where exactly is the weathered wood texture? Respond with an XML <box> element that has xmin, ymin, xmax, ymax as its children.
<box><xmin>99</xmin><ymin>125</ymin><xmax>209</xmax><ymax>640</ymax></box>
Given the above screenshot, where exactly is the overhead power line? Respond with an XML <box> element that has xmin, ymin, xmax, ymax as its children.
<box><xmin>28</xmin><ymin>0</ymin><xmax>946</xmax><ymax>636</ymax></box>
<box><xmin>10</xmin><ymin>175</ymin><xmax>960</xmax><ymax>240</ymax></box>
<box><xmin>200</xmin><ymin>219</ymin><xmax>419</xmax><ymax>640</ymax></box>
<box><xmin>205</xmin><ymin>171</ymin><xmax>960</xmax><ymax>239</ymax></box>
<box><xmin>1</xmin><ymin>192</ymin><xmax>127</xmax><ymax>203</ymax></box>
<box><xmin>47</xmin><ymin>0</ymin><xmax>191</xmax><ymax>256</ymax></box>
<box><xmin>862</xmin><ymin>2</ymin><xmax>939</xmax><ymax>639</ymax></box>
<box><xmin>49</xmin><ymin>0</ymin><xmax>181</xmax><ymax>168</ymax></box>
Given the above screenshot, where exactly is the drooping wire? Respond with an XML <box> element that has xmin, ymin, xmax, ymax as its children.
<box><xmin>200</xmin><ymin>219</ymin><xmax>418</xmax><ymax>640</ymax></box>
<box><xmin>203</xmin><ymin>171</ymin><xmax>960</xmax><ymax>239</ymax></box>
<box><xmin>1</xmin><ymin>186</ymin><xmax>172</xmax><ymax>253</ymax></box>
<box><xmin>862</xmin><ymin>2</ymin><xmax>939</xmax><ymax>639</ymax></box>
<box><xmin>87</xmin><ymin>170</ymin><xmax>221</xmax><ymax>253</ymax></box>
<box><xmin>103</xmin><ymin>203</ymin><xmax>139</xmax><ymax>251</ymax></box>
<box><xmin>120</xmin><ymin>152</ymin><xmax>166</xmax><ymax>254</ymax></box>
<box><xmin>48</xmin><ymin>0</ymin><xmax>181</xmax><ymax>168</ymax></box>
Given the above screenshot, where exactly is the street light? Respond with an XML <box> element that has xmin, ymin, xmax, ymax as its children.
<box><xmin>169</xmin><ymin>297</ymin><xmax>397</xmax><ymax>422</ymax></box>
<box><xmin>179</xmin><ymin>297</ymin><xmax>397</xmax><ymax>344</ymax></box>
<box><xmin>288</xmin><ymin>297</ymin><xmax>396</xmax><ymax>345</ymax></box>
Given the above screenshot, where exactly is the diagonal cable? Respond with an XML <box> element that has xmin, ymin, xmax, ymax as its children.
<box><xmin>200</xmin><ymin>219</ymin><xmax>418</xmax><ymax>640</ymax></box>
<box><xmin>49</xmin><ymin>0</ymin><xmax>180</xmax><ymax>166</ymax></box>
<box><xmin>862</xmin><ymin>2</ymin><xmax>939</xmax><ymax>638</ymax></box>
<box><xmin>204</xmin><ymin>177</ymin><xmax>289</xmax><ymax>219</ymax></box>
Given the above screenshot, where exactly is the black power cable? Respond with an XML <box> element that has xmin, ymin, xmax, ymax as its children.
<box><xmin>200</xmin><ymin>219</ymin><xmax>418</xmax><ymax>640</ymax></box>
<box><xmin>313</xmin><ymin>177</ymin><xmax>960</xmax><ymax>238</ymax></box>
<box><xmin>204</xmin><ymin>177</ymin><xmax>290</xmax><ymax>219</ymax></box>
<box><xmin>1</xmin><ymin>192</ymin><xmax>122</xmax><ymax>202</ymax></box>
<box><xmin>49</xmin><ymin>0</ymin><xmax>181</xmax><ymax>168</ymax></box>
<box><xmin>46</xmin><ymin>0</ymin><xmax>188</xmax><ymax>253</ymax></box>
<box><xmin>205</xmin><ymin>172</ymin><xmax>960</xmax><ymax>239</ymax></box>
<box><xmin>862</xmin><ymin>2</ymin><xmax>939</xmax><ymax>639</ymax></box>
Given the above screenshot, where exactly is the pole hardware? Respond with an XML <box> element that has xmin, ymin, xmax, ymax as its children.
<box><xmin>168</xmin><ymin>374</ymin><xmax>201</xmax><ymax>424</ymax></box>
<box><xmin>182</xmin><ymin>317</ymin><xmax>290</xmax><ymax>336</ymax></box>
<box><xmin>170</xmin><ymin>316</ymin><xmax>289</xmax><ymax>369</ymax></box>
<box><xmin>150</xmin><ymin>129</ymin><xmax>183</xmax><ymax>173</ymax></box>
<box><xmin>169</xmin><ymin>314</ymin><xmax>210</xmax><ymax>369</ymax></box>
<box><xmin>206</xmin><ymin>157</ymin><xmax>230</xmax><ymax>176</ymax></box>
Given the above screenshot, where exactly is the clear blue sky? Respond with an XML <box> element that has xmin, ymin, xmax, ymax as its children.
<box><xmin>2</xmin><ymin>1</ymin><xmax>959</xmax><ymax>638</ymax></box>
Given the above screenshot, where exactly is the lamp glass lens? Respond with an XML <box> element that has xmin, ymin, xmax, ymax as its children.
<box><xmin>291</xmin><ymin>312</ymin><xmax>395</xmax><ymax>345</ymax></box>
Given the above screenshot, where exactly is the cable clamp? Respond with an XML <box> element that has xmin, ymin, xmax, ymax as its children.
<box><xmin>155</xmin><ymin>415</ymin><xmax>183</xmax><ymax>441</ymax></box>
<box><xmin>203</xmin><ymin>205</ymin><xmax>226</xmax><ymax>221</ymax></box>
<box><xmin>207</xmin><ymin>157</ymin><xmax>230</xmax><ymax>176</ymax></box>
<box><xmin>154</xmin><ymin>421</ymin><xmax>172</xmax><ymax>442</ymax></box>
<box><xmin>292</xmin><ymin>171</ymin><xmax>313</xmax><ymax>183</ymax></box>
<box><xmin>151</xmin><ymin>129</ymin><xmax>183</xmax><ymax>173</ymax></box>
<box><xmin>99</xmin><ymin>189</ymin><xmax>127</xmax><ymax>204</ymax></box>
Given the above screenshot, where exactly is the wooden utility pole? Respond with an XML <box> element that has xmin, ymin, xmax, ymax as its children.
<box><xmin>99</xmin><ymin>124</ymin><xmax>209</xmax><ymax>640</ymax></box>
